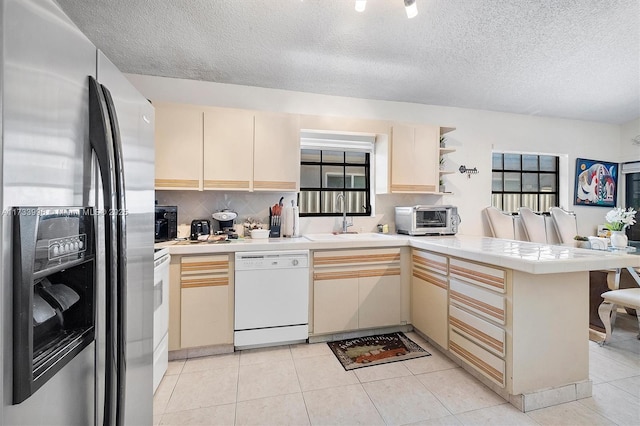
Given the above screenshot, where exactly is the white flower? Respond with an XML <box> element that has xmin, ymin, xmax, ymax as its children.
<box><xmin>605</xmin><ymin>207</ymin><xmax>637</xmax><ymax>231</ymax></box>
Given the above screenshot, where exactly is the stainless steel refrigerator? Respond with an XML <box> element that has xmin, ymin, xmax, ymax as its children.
<box><xmin>0</xmin><ymin>0</ymin><xmax>155</xmax><ymax>424</ymax></box>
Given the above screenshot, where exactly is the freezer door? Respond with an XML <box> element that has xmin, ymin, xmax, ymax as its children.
<box><xmin>1</xmin><ymin>0</ymin><xmax>97</xmax><ymax>425</ymax></box>
<box><xmin>96</xmin><ymin>51</ymin><xmax>155</xmax><ymax>426</ymax></box>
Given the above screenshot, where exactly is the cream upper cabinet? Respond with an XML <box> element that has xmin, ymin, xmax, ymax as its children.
<box><xmin>253</xmin><ymin>112</ymin><xmax>300</xmax><ymax>191</ymax></box>
<box><xmin>154</xmin><ymin>102</ymin><xmax>203</xmax><ymax>190</ymax></box>
<box><xmin>155</xmin><ymin>102</ymin><xmax>300</xmax><ymax>192</ymax></box>
<box><xmin>203</xmin><ymin>107</ymin><xmax>254</xmax><ymax>191</ymax></box>
<box><xmin>389</xmin><ymin>123</ymin><xmax>439</xmax><ymax>193</ymax></box>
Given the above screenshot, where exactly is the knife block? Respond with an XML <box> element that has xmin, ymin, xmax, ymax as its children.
<box><xmin>269</xmin><ymin>212</ymin><xmax>281</xmax><ymax>238</ymax></box>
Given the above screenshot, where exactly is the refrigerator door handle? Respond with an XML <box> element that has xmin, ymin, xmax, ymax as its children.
<box><xmin>101</xmin><ymin>84</ymin><xmax>128</xmax><ymax>426</ymax></box>
<box><xmin>88</xmin><ymin>76</ymin><xmax>119</xmax><ymax>426</ymax></box>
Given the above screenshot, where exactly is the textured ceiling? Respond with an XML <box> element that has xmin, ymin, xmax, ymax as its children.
<box><xmin>57</xmin><ymin>0</ymin><xmax>640</xmax><ymax>124</ymax></box>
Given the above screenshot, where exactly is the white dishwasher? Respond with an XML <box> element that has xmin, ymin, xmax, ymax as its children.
<box><xmin>234</xmin><ymin>250</ymin><xmax>309</xmax><ymax>349</ymax></box>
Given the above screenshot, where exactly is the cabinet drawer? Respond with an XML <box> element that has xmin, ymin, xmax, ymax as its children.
<box><xmin>450</xmin><ymin>330</ymin><xmax>505</xmax><ymax>388</ymax></box>
<box><xmin>313</xmin><ymin>248</ymin><xmax>401</xmax><ymax>268</ymax></box>
<box><xmin>314</xmin><ymin>266</ymin><xmax>400</xmax><ymax>281</ymax></box>
<box><xmin>450</xmin><ymin>278</ymin><xmax>505</xmax><ymax>325</ymax></box>
<box><xmin>449</xmin><ymin>258</ymin><xmax>505</xmax><ymax>293</ymax></box>
<box><xmin>181</xmin><ymin>255</ymin><xmax>229</xmax><ymax>288</ymax></box>
<box><xmin>449</xmin><ymin>305</ymin><xmax>505</xmax><ymax>357</ymax></box>
<box><xmin>412</xmin><ymin>267</ymin><xmax>447</xmax><ymax>290</ymax></box>
<box><xmin>412</xmin><ymin>250</ymin><xmax>448</xmax><ymax>277</ymax></box>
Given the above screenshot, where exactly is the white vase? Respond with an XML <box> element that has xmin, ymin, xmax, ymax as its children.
<box><xmin>610</xmin><ymin>231</ymin><xmax>628</xmax><ymax>249</ymax></box>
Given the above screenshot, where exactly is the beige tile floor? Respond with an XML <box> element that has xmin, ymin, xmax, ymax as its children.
<box><xmin>154</xmin><ymin>312</ymin><xmax>640</xmax><ymax>425</ymax></box>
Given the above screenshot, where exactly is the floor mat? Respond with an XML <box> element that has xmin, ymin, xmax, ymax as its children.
<box><xmin>327</xmin><ymin>332</ymin><xmax>430</xmax><ymax>370</ymax></box>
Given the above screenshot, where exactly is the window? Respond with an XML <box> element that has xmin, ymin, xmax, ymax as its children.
<box><xmin>298</xmin><ymin>132</ymin><xmax>373</xmax><ymax>217</ymax></box>
<box><xmin>491</xmin><ymin>153</ymin><xmax>559</xmax><ymax>212</ymax></box>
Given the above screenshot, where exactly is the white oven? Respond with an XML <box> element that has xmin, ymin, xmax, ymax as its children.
<box><xmin>153</xmin><ymin>248</ymin><xmax>170</xmax><ymax>393</ymax></box>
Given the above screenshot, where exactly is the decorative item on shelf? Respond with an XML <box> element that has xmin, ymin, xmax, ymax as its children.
<box><xmin>574</xmin><ymin>235</ymin><xmax>591</xmax><ymax>249</ymax></box>
<box><xmin>439</xmin><ymin>178</ymin><xmax>445</xmax><ymax>193</ymax></box>
<box><xmin>439</xmin><ymin>135</ymin><xmax>446</xmax><ymax>148</ymax></box>
<box><xmin>439</xmin><ymin>157</ymin><xmax>445</xmax><ymax>170</ymax></box>
<box><xmin>458</xmin><ymin>165</ymin><xmax>479</xmax><ymax>179</ymax></box>
<box><xmin>604</xmin><ymin>206</ymin><xmax>637</xmax><ymax>249</ymax></box>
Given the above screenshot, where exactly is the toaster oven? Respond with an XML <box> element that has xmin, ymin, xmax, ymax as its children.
<box><xmin>395</xmin><ymin>205</ymin><xmax>460</xmax><ymax>236</ymax></box>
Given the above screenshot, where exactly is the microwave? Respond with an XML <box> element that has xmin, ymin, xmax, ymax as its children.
<box><xmin>155</xmin><ymin>205</ymin><xmax>178</xmax><ymax>242</ymax></box>
<box><xmin>395</xmin><ymin>205</ymin><xmax>460</xmax><ymax>236</ymax></box>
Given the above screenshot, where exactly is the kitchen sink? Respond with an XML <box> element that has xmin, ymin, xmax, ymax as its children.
<box><xmin>304</xmin><ymin>233</ymin><xmax>394</xmax><ymax>241</ymax></box>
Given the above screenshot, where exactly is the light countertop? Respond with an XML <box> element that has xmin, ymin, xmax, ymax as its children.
<box><xmin>156</xmin><ymin>234</ymin><xmax>640</xmax><ymax>275</ymax></box>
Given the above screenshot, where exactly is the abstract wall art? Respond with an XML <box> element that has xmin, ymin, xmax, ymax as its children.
<box><xmin>574</xmin><ymin>158</ymin><xmax>618</xmax><ymax>207</ymax></box>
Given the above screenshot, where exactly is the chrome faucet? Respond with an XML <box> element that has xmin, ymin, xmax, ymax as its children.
<box><xmin>336</xmin><ymin>192</ymin><xmax>353</xmax><ymax>233</ymax></box>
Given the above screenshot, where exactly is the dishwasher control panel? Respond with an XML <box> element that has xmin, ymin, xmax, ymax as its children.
<box><xmin>235</xmin><ymin>250</ymin><xmax>309</xmax><ymax>271</ymax></box>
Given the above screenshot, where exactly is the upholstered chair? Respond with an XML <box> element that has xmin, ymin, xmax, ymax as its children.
<box><xmin>519</xmin><ymin>207</ymin><xmax>547</xmax><ymax>243</ymax></box>
<box><xmin>549</xmin><ymin>207</ymin><xmax>578</xmax><ymax>244</ymax></box>
<box><xmin>483</xmin><ymin>206</ymin><xmax>515</xmax><ymax>239</ymax></box>
<box><xmin>598</xmin><ymin>288</ymin><xmax>640</xmax><ymax>343</ymax></box>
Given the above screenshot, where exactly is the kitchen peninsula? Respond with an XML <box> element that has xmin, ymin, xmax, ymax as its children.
<box><xmin>157</xmin><ymin>234</ymin><xmax>640</xmax><ymax>412</ymax></box>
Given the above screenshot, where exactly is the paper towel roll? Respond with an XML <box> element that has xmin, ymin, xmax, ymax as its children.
<box><xmin>282</xmin><ymin>206</ymin><xmax>294</xmax><ymax>237</ymax></box>
<box><xmin>292</xmin><ymin>206</ymin><xmax>300</xmax><ymax>237</ymax></box>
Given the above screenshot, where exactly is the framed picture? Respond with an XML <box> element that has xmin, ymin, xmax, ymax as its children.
<box><xmin>574</xmin><ymin>158</ymin><xmax>618</xmax><ymax>207</ymax></box>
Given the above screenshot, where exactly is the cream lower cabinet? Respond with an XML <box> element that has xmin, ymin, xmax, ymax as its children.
<box><xmin>358</xmin><ymin>273</ymin><xmax>402</xmax><ymax>329</ymax></box>
<box><xmin>312</xmin><ymin>248</ymin><xmax>402</xmax><ymax>335</ymax></box>
<box><xmin>313</xmin><ymin>275</ymin><xmax>359</xmax><ymax>334</ymax></box>
<box><xmin>448</xmin><ymin>258</ymin><xmax>507</xmax><ymax>388</ymax></box>
<box><xmin>179</xmin><ymin>254</ymin><xmax>233</xmax><ymax>348</ymax></box>
<box><xmin>411</xmin><ymin>249</ymin><xmax>449</xmax><ymax>349</ymax></box>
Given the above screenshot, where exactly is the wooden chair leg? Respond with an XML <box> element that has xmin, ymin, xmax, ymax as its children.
<box><xmin>598</xmin><ymin>301</ymin><xmax>616</xmax><ymax>344</ymax></box>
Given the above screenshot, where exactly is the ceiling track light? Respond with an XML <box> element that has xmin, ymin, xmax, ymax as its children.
<box><xmin>404</xmin><ymin>0</ymin><xmax>418</xmax><ymax>18</ymax></box>
<box><xmin>354</xmin><ymin>0</ymin><xmax>417</xmax><ymax>18</ymax></box>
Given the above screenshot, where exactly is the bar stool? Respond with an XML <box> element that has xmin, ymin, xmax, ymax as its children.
<box><xmin>483</xmin><ymin>206</ymin><xmax>515</xmax><ymax>239</ymax></box>
<box><xmin>519</xmin><ymin>207</ymin><xmax>547</xmax><ymax>243</ymax></box>
<box><xmin>549</xmin><ymin>207</ymin><xmax>578</xmax><ymax>244</ymax></box>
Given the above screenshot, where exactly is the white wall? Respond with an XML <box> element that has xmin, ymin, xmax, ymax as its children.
<box><xmin>129</xmin><ymin>74</ymin><xmax>627</xmax><ymax>237</ymax></box>
<box><xmin>620</xmin><ymin>118</ymin><xmax>640</xmax><ymax>162</ymax></box>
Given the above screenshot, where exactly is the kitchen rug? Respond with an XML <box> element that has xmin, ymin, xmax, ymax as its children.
<box><xmin>327</xmin><ymin>332</ymin><xmax>430</xmax><ymax>370</ymax></box>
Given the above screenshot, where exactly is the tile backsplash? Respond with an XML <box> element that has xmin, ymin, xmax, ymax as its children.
<box><xmin>155</xmin><ymin>190</ymin><xmax>444</xmax><ymax>238</ymax></box>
